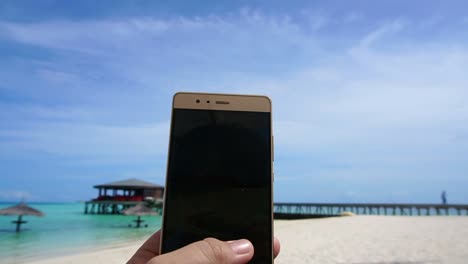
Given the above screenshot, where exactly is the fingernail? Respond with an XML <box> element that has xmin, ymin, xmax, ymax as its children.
<box><xmin>228</xmin><ymin>239</ymin><xmax>252</xmax><ymax>255</ymax></box>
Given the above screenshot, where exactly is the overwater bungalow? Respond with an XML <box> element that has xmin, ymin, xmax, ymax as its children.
<box><xmin>84</xmin><ymin>178</ymin><xmax>164</xmax><ymax>214</ymax></box>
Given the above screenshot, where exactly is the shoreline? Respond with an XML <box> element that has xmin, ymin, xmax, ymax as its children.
<box><xmin>18</xmin><ymin>241</ymin><xmax>144</xmax><ymax>264</ymax></box>
<box><xmin>6</xmin><ymin>237</ymin><xmax>147</xmax><ymax>264</ymax></box>
<box><xmin>15</xmin><ymin>216</ymin><xmax>468</xmax><ymax>264</ymax></box>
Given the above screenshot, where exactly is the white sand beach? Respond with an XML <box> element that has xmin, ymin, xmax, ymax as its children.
<box><xmin>22</xmin><ymin>216</ymin><xmax>468</xmax><ymax>264</ymax></box>
<box><xmin>274</xmin><ymin>216</ymin><xmax>468</xmax><ymax>264</ymax></box>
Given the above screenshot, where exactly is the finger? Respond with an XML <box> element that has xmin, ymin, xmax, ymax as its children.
<box><xmin>273</xmin><ymin>236</ymin><xmax>281</xmax><ymax>258</ymax></box>
<box><xmin>148</xmin><ymin>238</ymin><xmax>254</xmax><ymax>264</ymax></box>
<box><xmin>127</xmin><ymin>230</ymin><xmax>161</xmax><ymax>264</ymax></box>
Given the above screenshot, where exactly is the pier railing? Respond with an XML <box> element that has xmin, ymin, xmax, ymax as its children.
<box><xmin>85</xmin><ymin>201</ymin><xmax>468</xmax><ymax>216</ymax></box>
<box><xmin>273</xmin><ymin>203</ymin><xmax>468</xmax><ymax>218</ymax></box>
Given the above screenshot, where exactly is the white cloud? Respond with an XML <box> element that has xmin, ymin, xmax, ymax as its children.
<box><xmin>353</xmin><ymin>19</ymin><xmax>406</xmax><ymax>52</ymax></box>
<box><xmin>300</xmin><ymin>9</ymin><xmax>328</xmax><ymax>31</ymax></box>
<box><xmin>0</xmin><ymin>19</ymin><xmax>169</xmax><ymax>54</ymax></box>
<box><xmin>37</xmin><ymin>69</ymin><xmax>80</xmax><ymax>84</ymax></box>
<box><xmin>343</xmin><ymin>12</ymin><xmax>363</xmax><ymax>24</ymax></box>
<box><xmin>0</xmin><ymin>14</ymin><xmax>467</xmax><ymax>177</ymax></box>
<box><xmin>0</xmin><ymin>190</ymin><xmax>32</xmax><ymax>201</ymax></box>
<box><xmin>0</xmin><ymin>121</ymin><xmax>170</xmax><ymax>159</ymax></box>
<box><xmin>0</xmin><ymin>11</ymin><xmax>307</xmax><ymax>57</ymax></box>
<box><xmin>0</xmin><ymin>103</ymin><xmax>99</xmax><ymax>121</ymax></box>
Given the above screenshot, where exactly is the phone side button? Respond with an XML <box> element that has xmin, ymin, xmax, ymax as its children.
<box><xmin>272</xmin><ymin>135</ymin><xmax>274</xmax><ymax>162</ymax></box>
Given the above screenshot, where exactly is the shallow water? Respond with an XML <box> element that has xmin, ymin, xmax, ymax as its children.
<box><xmin>0</xmin><ymin>203</ymin><xmax>161</xmax><ymax>263</ymax></box>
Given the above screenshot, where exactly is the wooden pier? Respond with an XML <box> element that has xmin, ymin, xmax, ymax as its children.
<box><xmin>84</xmin><ymin>201</ymin><xmax>142</xmax><ymax>214</ymax></box>
<box><xmin>274</xmin><ymin>203</ymin><xmax>468</xmax><ymax>219</ymax></box>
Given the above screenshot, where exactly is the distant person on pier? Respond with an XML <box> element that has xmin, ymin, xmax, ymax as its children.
<box><xmin>441</xmin><ymin>191</ymin><xmax>447</xmax><ymax>205</ymax></box>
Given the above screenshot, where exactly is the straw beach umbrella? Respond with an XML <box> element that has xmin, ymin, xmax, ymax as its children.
<box><xmin>0</xmin><ymin>202</ymin><xmax>44</xmax><ymax>232</ymax></box>
<box><xmin>122</xmin><ymin>203</ymin><xmax>157</xmax><ymax>228</ymax></box>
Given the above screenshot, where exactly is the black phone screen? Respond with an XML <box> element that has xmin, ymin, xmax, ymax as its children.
<box><xmin>161</xmin><ymin>108</ymin><xmax>272</xmax><ymax>263</ymax></box>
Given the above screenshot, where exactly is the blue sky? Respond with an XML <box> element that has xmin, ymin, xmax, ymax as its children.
<box><xmin>1</xmin><ymin>1</ymin><xmax>467</xmax><ymax>203</ymax></box>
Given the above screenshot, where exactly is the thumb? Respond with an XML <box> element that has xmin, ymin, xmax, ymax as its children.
<box><xmin>148</xmin><ymin>238</ymin><xmax>254</xmax><ymax>264</ymax></box>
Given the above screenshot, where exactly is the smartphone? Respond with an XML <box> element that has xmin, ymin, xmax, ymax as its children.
<box><xmin>160</xmin><ymin>92</ymin><xmax>273</xmax><ymax>263</ymax></box>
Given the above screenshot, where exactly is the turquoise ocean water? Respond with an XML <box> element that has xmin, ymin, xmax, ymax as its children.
<box><xmin>0</xmin><ymin>202</ymin><xmax>161</xmax><ymax>263</ymax></box>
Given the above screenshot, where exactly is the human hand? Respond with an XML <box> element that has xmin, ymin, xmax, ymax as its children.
<box><xmin>127</xmin><ymin>230</ymin><xmax>281</xmax><ymax>264</ymax></box>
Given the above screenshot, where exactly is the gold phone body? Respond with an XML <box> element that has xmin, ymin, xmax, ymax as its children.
<box><xmin>160</xmin><ymin>92</ymin><xmax>274</xmax><ymax>262</ymax></box>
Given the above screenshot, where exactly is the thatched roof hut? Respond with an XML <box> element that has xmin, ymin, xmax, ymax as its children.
<box><xmin>93</xmin><ymin>178</ymin><xmax>164</xmax><ymax>202</ymax></box>
<box><xmin>94</xmin><ymin>178</ymin><xmax>163</xmax><ymax>189</ymax></box>
<box><xmin>0</xmin><ymin>203</ymin><xmax>44</xmax><ymax>232</ymax></box>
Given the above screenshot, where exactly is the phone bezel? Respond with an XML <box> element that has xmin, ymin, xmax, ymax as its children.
<box><xmin>173</xmin><ymin>92</ymin><xmax>271</xmax><ymax>112</ymax></box>
<box><xmin>160</xmin><ymin>92</ymin><xmax>274</xmax><ymax>262</ymax></box>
